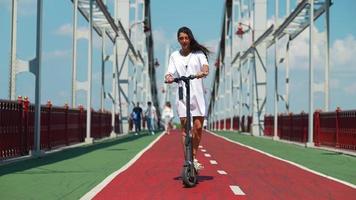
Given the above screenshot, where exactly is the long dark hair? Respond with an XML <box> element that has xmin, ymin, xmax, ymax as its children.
<box><xmin>177</xmin><ymin>26</ymin><xmax>210</xmax><ymax>60</ymax></box>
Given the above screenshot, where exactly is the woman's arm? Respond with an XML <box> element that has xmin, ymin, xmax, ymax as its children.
<box><xmin>196</xmin><ymin>52</ymin><xmax>209</xmax><ymax>78</ymax></box>
<box><xmin>196</xmin><ymin>64</ymin><xmax>209</xmax><ymax>78</ymax></box>
<box><xmin>165</xmin><ymin>54</ymin><xmax>177</xmax><ymax>83</ymax></box>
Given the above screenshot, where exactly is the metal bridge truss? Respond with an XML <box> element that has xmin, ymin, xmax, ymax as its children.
<box><xmin>209</xmin><ymin>0</ymin><xmax>331</xmax><ymax>146</ymax></box>
<box><xmin>8</xmin><ymin>0</ymin><xmax>156</xmax><ymax>155</ymax></box>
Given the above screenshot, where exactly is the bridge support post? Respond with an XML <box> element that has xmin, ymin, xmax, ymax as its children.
<box><xmin>251</xmin><ymin>0</ymin><xmax>267</xmax><ymax>136</ymax></box>
<box><xmin>115</xmin><ymin>0</ymin><xmax>130</xmax><ymax>134</ymax></box>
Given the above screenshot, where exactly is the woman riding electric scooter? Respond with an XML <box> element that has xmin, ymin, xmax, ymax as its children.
<box><xmin>164</xmin><ymin>26</ymin><xmax>210</xmax><ymax>187</ymax></box>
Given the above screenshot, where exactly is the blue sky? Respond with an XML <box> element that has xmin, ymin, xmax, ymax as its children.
<box><xmin>0</xmin><ymin>0</ymin><xmax>356</xmax><ymax>114</ymax></box>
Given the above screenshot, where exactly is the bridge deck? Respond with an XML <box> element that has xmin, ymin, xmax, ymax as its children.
<box><xmin>0</xmin><ymin>130</ymin><xmax>355</xmax><ymax>199</ymax></box>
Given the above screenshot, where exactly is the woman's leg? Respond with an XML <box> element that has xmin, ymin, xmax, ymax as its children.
<box><xmin>180</xmin><ymin>117</ymin><xmax>187</xmax><ymax>157</ymax></box>
<box><xmin>164</xmin><ymin>118</ymin><xmax>170</xmax><ymax>134</ymax></box>
<box><xmin>180</xmin><ymin>116</ymin><xmax>204</xmax><ymax>161</ymax></box>
<box><xmin>167</xmin><ymin>119</ymin><xmax>172</xmax><ymax>133</ymax></box>
<box><xmin>164</xmin><ymin>118</ymin><xmax>167</xmax><ymax>131</ymax></box>
<box><xmin>192</xmin><ymin>116</ymin><xmax>204</xmax><ymax>159</ymax></box>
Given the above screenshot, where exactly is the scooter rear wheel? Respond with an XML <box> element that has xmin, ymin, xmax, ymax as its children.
<box><xmin>182</xmin><ymin>166</ymin><xmax>197</xmax><ymax>187</ymax></box>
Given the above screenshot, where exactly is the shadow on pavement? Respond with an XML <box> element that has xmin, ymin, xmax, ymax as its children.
<box><xmin>173</xmin><ymin>175</ymin><xmax>214</xmax><ymax>183</ymax></box>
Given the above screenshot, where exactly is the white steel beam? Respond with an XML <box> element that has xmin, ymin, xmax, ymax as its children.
<box><xmin>9</xmin><ymin>0</ymin><xmax>17</xmax><ymax>100</ymax></box>
<box><xmin>33</xmin><ymin>0</ymin><xmax>44</xmax><ymax>157</ymax></box>
<box><xmin>116</xmin><ymin>0</ymin><xmax>130</xmax><ymax>133</ymax></box>
<box><xmin>307</xmin><ymin>0</ymin><xmax>315</xmax><ymax>147</ymax></box>
<box><xmin>85</xmin><ymin>0</ymin><xmax>94</xmax><ymax>143</ymax></box>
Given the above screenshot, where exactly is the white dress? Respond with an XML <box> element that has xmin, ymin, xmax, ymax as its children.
<box><xmin>166</xmin><ymin>50</ymin><xmax>208</xmax><ymax>117</ymax></box>
<box><xmin>162</xmin><ymin>106</ymin><xmax>174</xmax><ymax>129</ymax></box>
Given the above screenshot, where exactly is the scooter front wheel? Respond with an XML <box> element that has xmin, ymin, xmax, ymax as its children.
<box><xmin>182</xmin><ymin>165</ymin><xmax>197</xmax><ymax>187</ymax></box>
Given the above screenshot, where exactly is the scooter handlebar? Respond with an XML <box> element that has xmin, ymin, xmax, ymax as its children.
<box><xmin>164</xmin><ymin>75</ymin><xmax>196</xmax><ymax>84</ymax></box>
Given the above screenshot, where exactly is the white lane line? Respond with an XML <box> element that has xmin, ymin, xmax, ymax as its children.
<box><xmin>201</xmin><ymin>149</ymin><xmax>206</xmax><ymax>152</ymax></box>
<box><xmin>217</xmin><ymin>170</ymin><xmax>227</xmax><ymax>175</ymax></box>
<box><xmin>80</xmin><ymin>132</ymin><xmax>166</xmax><ymax>200</ymax></box>
<box><xmin>199</xmin><ymin>145</ymin><xmax>203</xmax><ymax>149</ymax></box>
<box><xmin>210</xmin><ymin>160</ymin><xmax>218</xmax><ymax>164</ymax></box>
<box><xmin>204</xmin><ymin>153</ymin><xmax>211</xmax><ymax>157</ymax></box>
<box><xmin>230</xmin><ymin>185</ymin><xmax>246</xmax><ymax>195</ymax></box>
<box><xmin>206</xmin><ymin>130</ymin><xmax>356</xmax><ymax>189</ymax></box>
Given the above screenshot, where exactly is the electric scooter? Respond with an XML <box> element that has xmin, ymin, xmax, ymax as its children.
<box><xmin>167</xmin><ymin>75</ymin><xmax>197</xmax><ymax>187</ymax></box>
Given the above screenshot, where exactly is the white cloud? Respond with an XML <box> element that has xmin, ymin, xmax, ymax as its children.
<box><xmin>286</xmin><ymin>27</ymin><xmax>326</xmax><ymax>70</ymax></box>
<box><xmin>331</xmin><ymin>35</ymin><xmax>356</xmax><ymax>68</ymax></box>
<box><xmin>275</xmin><ymin>30</ymin><xmax>356</xmax><ymax>75</ymax></box>
<box><xmin>279</xmin><ymin>32</ymin><xmax>356</xmax><ymax>107</ymax></box>
<box><xmin>43</xmin><ymin>49</ymin><xmax>71</xmax><ymax>60</ymax></box>
<box><xmin>55</xmin><ymin>24</ymin><xmax>72</xmax><ymax>36</ymax></box>
<box><xmin>266</xmin><ymin>16</ymin><xmax>328</xmax><ymax>71</ymax></box>
<box><xmin>153</xmin><ymin>28</ymin><xmax>175</xmax><ymax>50</ymax></box>
<box><xmin>266</xmin><ymin>16</ymin><xmax>356</xmax><ymax>111</ymax></box>
<box><xmin>55</xmin><ymin>23</ymin><xmax>89</xmax><ymax>40</ymax></box>
<box><xmin>55</xmin><ymin>23</ymin><xmax>103</xmax><ymax>49</ymax></box>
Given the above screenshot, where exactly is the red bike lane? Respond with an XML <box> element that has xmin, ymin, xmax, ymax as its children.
<box><xmin>92</xmin><ymin>130</ymin><xmax>355</xmax><ymax>200</ymax></box>
<box><xmin>199</xmin><ymin>131</ymin><xmax>356</xmax><ymax>200</ymax></box>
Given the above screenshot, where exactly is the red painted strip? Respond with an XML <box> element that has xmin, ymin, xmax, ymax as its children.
<box><xmin>94</xmin><ymin>130</ymin><xmax>356</xmax><ymax>199</ymax></box>
<box><xmin>200</xmin><ymin>132</ymin><xmax>356</xmax><ymax>199</ymax></box>
<box><xmin>94</xmin><ymin>130</ymin><xmax>241</xmax><ymax>200</ymax></box>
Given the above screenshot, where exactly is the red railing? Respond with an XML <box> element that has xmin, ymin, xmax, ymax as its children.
<box><xmin>91</xmin><ymin>110</ymin><xmax>112</xmax><ymax>139</ymax></box>
<box><xmin>315</xmin><ymin>108</ymin><xmax>356</xmax><ymax>150</ymax></box>
<box><xmin>277</xmin><ymin>113</ymin><xmax>308</xmax><ymax>143</ymax></box>
<box><xmin>219</xmin><ymin>119</ymin><xmax>224</xmax><ymax>130</ymax></box>
<box><xmin>265</xmin><ymin>113</ymin><xmax>308</xmax><ymax>142</ymax></box>
<box><xmin>264</xmin><ymin>115</ymin><xmax>273</xmax><ymax>136</ymax></box>
<box><xmin>247</xmin><ymin>116</ymin><xmax>252</xmax><ymax>132</ymax></box>
<box><xmin>314</xmin><ymin>110</ymin><xmax>335</xmax><ymax>147</ymax></box>
<box><xmin>239</xmin><ymin>116</ymin><xmax>252</xmax><ymax>132</ymax></box>
<box><xmin>0</xmin><ymin>99</ymin><xmax>26</xmax><ymax>158</ymax></box>
<box><xmin>0</xmin><ymin>98</ymin><xmax>120</xmax><ymax>160</ymax></box>
<box><xmin>211</xmin><ymin>117</ymin><xmax>242</xmax><ymax>131</ymax></box>
<box><xmin>264</xmin><ymin>108</ymin><xmax>356</xmax><ymax>151</ymax></box>
<box><xmin>241</xmin><ymin>116</ymin><xmax>245</xmax><ymax>132</ymax></box>
<box><xmin>225</xmin><ymin>118</ymin><xmax>231</xmax><ymax>130</ymax></box>
<box><xmin>232</xmin><ymin>116</ymin><xmax>240</xmax><ymax>130</ymax></box>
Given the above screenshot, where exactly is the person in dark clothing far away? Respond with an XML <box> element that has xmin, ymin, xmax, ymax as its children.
<box><xmin>132</xmin><ymin>102</ymin><xmax>143</xmax><ymax>135</ymax></box>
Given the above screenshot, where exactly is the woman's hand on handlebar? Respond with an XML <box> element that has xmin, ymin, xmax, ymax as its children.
<box><xmin>165</xmin><ymin>74</ymin><xmax>174</xmax><ymax>84</ymax></box>
<box><xmin>196</xmin><ymin>64</ymin><xmax>209</xmax><ymax>78</ymax></box>
<box><xmin>195</xmin><ymin>71</ymin><xmax>208</xmax><ymax>79</ymax></box>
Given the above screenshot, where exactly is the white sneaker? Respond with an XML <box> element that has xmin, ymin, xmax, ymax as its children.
<box><xmin>151</xmin><ymin>132</ymin><xmax>155</xmax><ymax>135</ymax></box>
<box><xmin>134</xmin><ymin>132</ymin><xmax>138</xmax><ymax>136</ymax></box>
<box><xmin>193</xmin><ymin>159</ymin><xmax>204</xmax><ymax>171</ymax></box>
